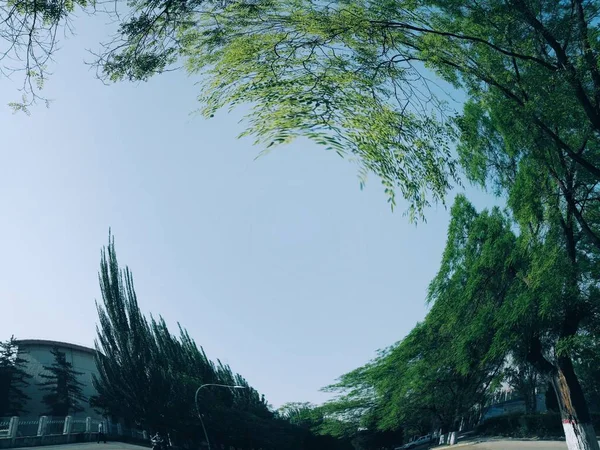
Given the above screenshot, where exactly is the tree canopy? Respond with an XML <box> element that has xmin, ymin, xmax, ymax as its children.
<box><xmin>3</xmin><ymin>0</ymin><xmax>600</xmax><ymax>221</ymax></box>
<box><xmin>321</xmin><ymin>193</ymin><xmax>600</xmax><ymax>447</ymax></box>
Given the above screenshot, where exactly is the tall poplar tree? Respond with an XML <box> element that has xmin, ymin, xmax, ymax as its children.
<box><xmin>92</xmin><ymin>234</ymin><xmax>277</xmax><ymax>446</ymax></box>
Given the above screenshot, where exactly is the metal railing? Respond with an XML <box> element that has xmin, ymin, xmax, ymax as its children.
<box><xmin>0</xmin><ymin>419</ymin><xmax>9</xmax><ymax>438</ymax></box>
<box><xmin>72</xmin><ymin>419</ymin><xmax>88</xmax><ymax>434</ymax></box>
<box><xmin>46</xmin><ymin>419</ymin><xmax>66</xmax><ymax>435</ymax></box>
<box><xmin>0</xmin><ymin>415</ymin><xmax>148</xmax><ymax>443</ymax></box>
<box><xmin>16</xmin><ymin>420</ymin><xmax>39</xmax><ymax>437</ymax></box>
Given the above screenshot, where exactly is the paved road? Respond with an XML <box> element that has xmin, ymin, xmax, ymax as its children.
<box><xmin>19</xmin><ymin>439</ymin><xmax>600</xmax><ymax>450</ymax></box>
<box><xmin>465</xmin><ymin>439</ymin><xmax>600</xmax><ymax>449</ymax></box>
<box><xmin>410</xmin><ymin>437</ymin><xmax>600</xmax><ymax>449</ymax></box>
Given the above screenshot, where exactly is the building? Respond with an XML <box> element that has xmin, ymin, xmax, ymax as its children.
<box><xmin>481</xmin><ymin>394</ymin><xmax>547</xmax><ymax>421</ymax></box>
<box><xmin>15</xmin><ymin>339</ymin><xmax>102</xmax><ymax>420</ymax></box>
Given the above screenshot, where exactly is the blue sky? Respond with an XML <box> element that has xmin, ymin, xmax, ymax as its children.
<box><xmin>0</xmin><ymin>14</ymin><xmax>499</xmax><ymax>408</ymax></box>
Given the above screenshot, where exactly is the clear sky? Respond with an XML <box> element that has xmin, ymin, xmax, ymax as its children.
<box><xmin>0</xmin><ymin>14</ymin><xmax>500</xmax><ymax>408</ymax></box>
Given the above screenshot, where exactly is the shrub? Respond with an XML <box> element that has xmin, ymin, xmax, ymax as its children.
<box><xmin>477</xmin><ymin>414</ymin><xmax>563</xmax><ymax>438</ymax></box>
<box><xmin>477</xmin><ymin>413</ymin><xmax>600</xmax><ymax>439</ymax></box>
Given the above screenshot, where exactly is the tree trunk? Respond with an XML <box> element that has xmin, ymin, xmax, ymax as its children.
<box><xmin>553</xmin><ymin>356</ymin><xmax>599</xmax><ymax>450</ymax></box>
<box><xmin>524</xmin><ymin>392</ymin><xmax>533</xmax><ymax>414</ymax></box>
<box><xmin>524</xmin><ymin>385</ymin><xmax>537</xmax><ymax>414</ymax></box>
<box><xmin>449</xmin><ymin>431</ymin><xmax>457</xmax><ymax>445</ymax></box>
<box><xmin>439</xmin><ymin>425</ymin><xmax>449</xmax><ymax>445</ymax></box>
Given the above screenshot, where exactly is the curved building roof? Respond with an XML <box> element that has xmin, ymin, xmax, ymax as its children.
<box><xmin>16</xmin><ymin>339</ymin><xmax>96</xmax><ymax>356</ymax></box>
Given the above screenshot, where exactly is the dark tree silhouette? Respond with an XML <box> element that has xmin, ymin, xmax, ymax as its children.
<box><xmin>38</xmin><ymin>347</ymin><xmax>87</xmax><ymax>416</ymax></box>
<box><xmin>0</xmin><ymin>336</ymin><xmax>31</xmax><ymax>416</ymax></box>
<box><xmin>91</xmin><ymin>233</ymin><xmax>351</xmax><ymax>450</ymax></box>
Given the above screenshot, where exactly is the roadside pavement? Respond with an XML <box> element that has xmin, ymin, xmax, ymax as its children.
<box><xmin>437</xmin><ymin>437</ymin><xmax>600</xmax><ymax>449</ymax></box>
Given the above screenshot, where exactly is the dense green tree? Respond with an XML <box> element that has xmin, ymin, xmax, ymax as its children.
<box><xmin>38</xmin><ymin>347</ymin><xmax>87</xmax><ymax>416</ymax></box>
<box><xmin>324</xmin><ymin>194</ymin><xmax>600</xmax><ymax>448</ymax></box>
<box><xmin>276</xmin><ymin>402</ymin><xmax>361</xmax><ymax>450</ymax></box>
<box><xmin>0</xmin><ymin>336</ymin><xmax>31</xmax><ymax>417</ymax></box>
<box><xmin>364</xmin><ymin>198</ymin><xmax>517</xmax><ymax>438</ymax></box>
<box><xmin>323</xmin><ymin>237</ymin><xmax>508</xmax><ymax>441</ymax></box>
<box><xmin>350</xmin><ymin>427</ymin><xmax>404</xmax><ymax>450</ymax></box>
<box><xmin>92</xmin><ymin>234</ymin><xmax>341</xmax><ymax>449</ymax></box>
<box><xmin>323</xmin><ymin>319</ymin><xmax>496</xmax><ymax>444</ymax></box>
<box><xmin>93</xmin><ymin>235</ymin><xmax>267</xmax><ymax>432</ymax></box>
<box><xmin>452</xmin><ymin>29</ymin><xmax>600</xmax><ymax>449</ymax></box>
<box><xmin>428</xmin><ymin>195</ymin><xmax>600</xmax><ymax>448</ymax></box>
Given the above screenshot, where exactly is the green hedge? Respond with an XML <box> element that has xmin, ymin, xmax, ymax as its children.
<box><xmin>476</xmin><ymin>413</ymin><xmax>600</xmax><ymax>438</ymax></box>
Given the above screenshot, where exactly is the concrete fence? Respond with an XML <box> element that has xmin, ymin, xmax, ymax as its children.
<box><xmin>0</xmin><ymin>416</ymin><xmax>149</xmax><ymax>449</ymax></box>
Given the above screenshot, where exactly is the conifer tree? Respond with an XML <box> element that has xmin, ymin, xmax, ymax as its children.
<box><xmin>92</xmin><ymin>234</ymin><xmax>274</xmax><ymax>444</ymax></box>
<box><xmin>0</xmin><ymin>336</ymin><xmax>31</xmax><ymax>416</ymax></box>
<box><xmin>38</xmin><ymin>347</ymin><xmax>87</xmax><ymax>416</ymax></box>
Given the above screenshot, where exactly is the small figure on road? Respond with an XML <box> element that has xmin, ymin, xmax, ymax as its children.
<box><xmin>151</xmin><ymin>432</ymin><xmax>165</xmax><ymax>450</ymax></box>
<box><xmin>97</xmin><ymin>422</ymin><xmax>106</xmax><ymax>444</ymax></box>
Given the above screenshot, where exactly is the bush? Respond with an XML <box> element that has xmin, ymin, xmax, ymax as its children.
<box><xmin>477</xmin><ymin>413</ymin><xmax>600</xmax><ymax>439</ymax></box>
<box><xmin>477</xmin><ymin>414</ymin><xmax>562</xmax><ymax>438</ymax></box>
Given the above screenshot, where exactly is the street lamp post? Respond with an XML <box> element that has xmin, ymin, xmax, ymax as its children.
<box><xmin>194</xmin><ymin>384</ymin><xmax>246</xmax><ymax>450</ymax></box>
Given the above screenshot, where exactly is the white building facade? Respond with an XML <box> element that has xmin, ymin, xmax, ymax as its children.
<box><xmin>15</xmin><ymin>340</ymin><xmax>102</xmax><ymax>420</ymax></box>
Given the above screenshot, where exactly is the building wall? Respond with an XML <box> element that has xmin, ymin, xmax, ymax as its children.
<box><xmin>481</xmin><ymin>394</ymin><xmax>547</xmax><ymax>421</ymax></box>
<box><xmin>15</xmin><ymin>340</ymin><xmax>102</xmax><ymax>420</ymax></box>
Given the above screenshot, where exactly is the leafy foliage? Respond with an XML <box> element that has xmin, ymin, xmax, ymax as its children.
<box><xmin>502</xmin><ymin>360</ymin><xmax>539</xmax><ymax>414</ymax></box>
<box><xmin>3</xmin><ymin>0</ymin><xmax>600</xmax><ymax>225</ymax></box>
<box><xmin>322</xmin><ymin>194</ymin><xmax>600</xmax><ymax>445</ymax></box>
<box><xmin>102</xmin><ymin>0</ymin><xmax>600</xmax><ymax>219</ymax></box>
<box><xmin>321</xmin><ymin>197</ymin><xmax>523</xmax><ymax>438</ymax></box>
<box><xmin>178</xmin><ymin>0</ymin><xmax>463</xmax><ymax>219</ymax></box>
<box><xmin>2</xmin><ymin>0</ymin><xmax>600</xmax><ymax>225</ymax></box>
